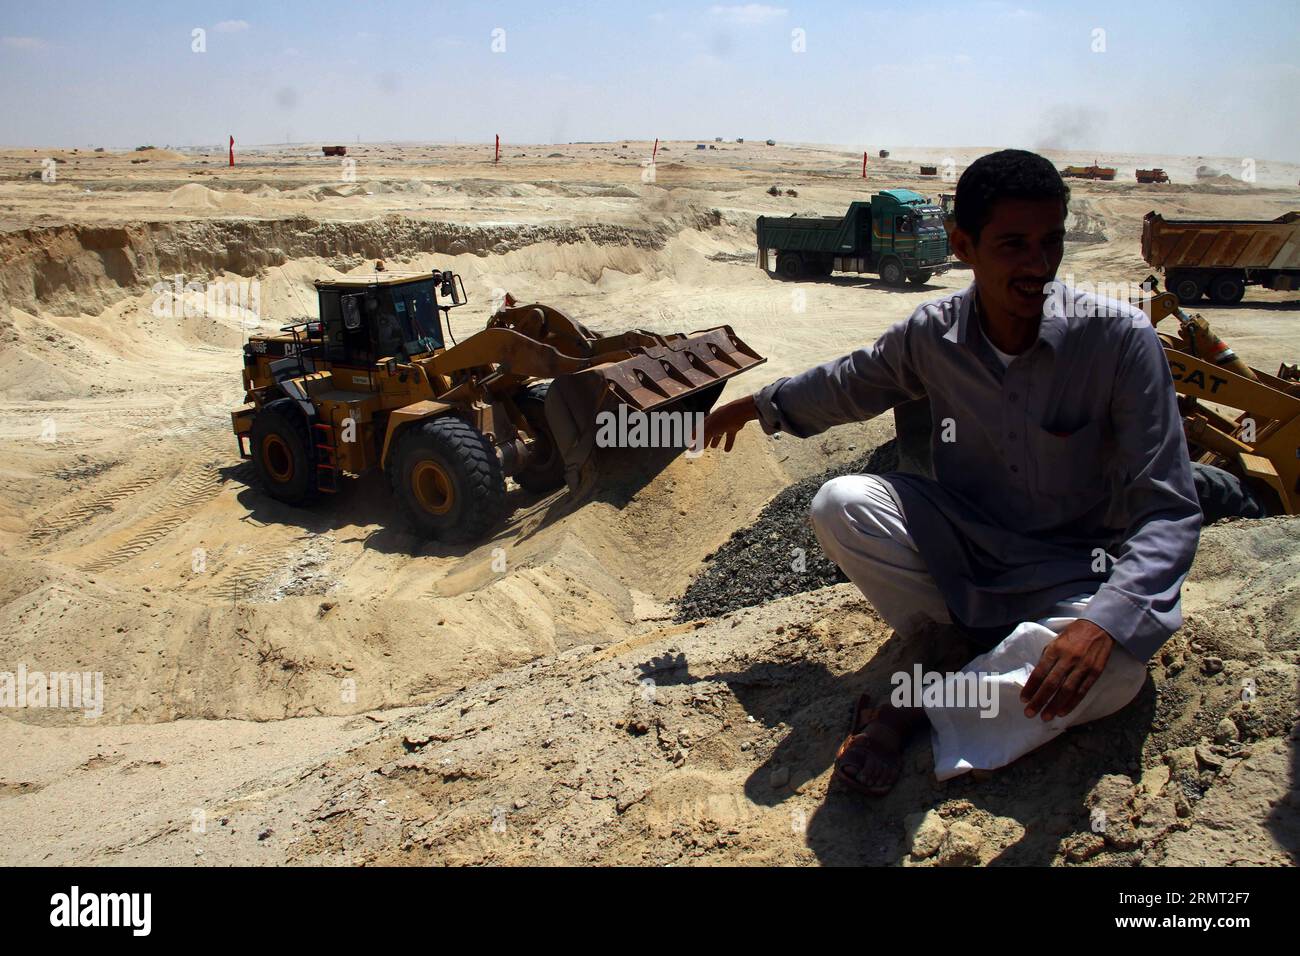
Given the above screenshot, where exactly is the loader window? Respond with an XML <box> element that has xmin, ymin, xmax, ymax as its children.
<box><xmin>342</xmin><ymin>294</ymin><xmax>362</xmax><ymax>330</ymax></box>
<box><xmin>319</xmin><ymin>291</ymin><xmax>343</xmax><ymax>361</ymax></box>
<box><xmin>390</xmin><ymin>280</ymin><xmax>443</xmax><ymax>357</ymax></box>
<box><xmin>319</xmin><ymin>290</ymin><xmax>375</xmax><ymax>366</ymax></box>
<box><xmin>373</xmin><ymin>299</ymin><xmax>405</xmax><ymax>359</ymax></box>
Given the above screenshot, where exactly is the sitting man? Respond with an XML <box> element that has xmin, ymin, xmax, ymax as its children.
<box><xmin>704</xmin><ymin>149</ymin><xmax>1202</xmax><ymax>794</ymax></box>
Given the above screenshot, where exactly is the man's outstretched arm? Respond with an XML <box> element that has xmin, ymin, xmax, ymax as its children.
<box><xmin>705</xmin><ymin>317</ymin><xmax>925</xmax><ymax>450</ymax></box>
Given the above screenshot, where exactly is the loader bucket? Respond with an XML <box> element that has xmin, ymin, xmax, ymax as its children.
<box><xmin>543</xmin><ymin>325</ymin><xmax>765</xmax><ymax>490</ymax></box>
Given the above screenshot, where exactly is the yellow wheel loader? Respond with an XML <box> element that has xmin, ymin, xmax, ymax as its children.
<box><xmin>1142</xmin><ymin>287</ymin><xmax>1299</xmax><ymax>518</ymax></box>
<box><xmin>232</xmin><ymin>270</ymin><xmax>765</xmax><ymax>542</ymax></box>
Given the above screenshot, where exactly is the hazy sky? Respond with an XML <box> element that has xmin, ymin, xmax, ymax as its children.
<box><xmin>2</xmin><ymin>0</ymin><xmax>1297</xmax><ymax>159</ymax></box>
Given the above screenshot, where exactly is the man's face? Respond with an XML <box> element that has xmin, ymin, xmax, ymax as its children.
<box><xmin>950</xmin><ymin>197</ymin><xmax>1066</xmax><ymax>322</ymax></box>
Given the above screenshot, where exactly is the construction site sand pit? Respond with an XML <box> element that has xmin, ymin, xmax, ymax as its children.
<box><xmin>0</xmin><ymin>143</ymin><xmax>1298</xmax><ymax>866</ymax></box>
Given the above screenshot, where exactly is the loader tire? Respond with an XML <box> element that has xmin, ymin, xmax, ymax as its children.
<box><xmin>1191</xmin><ymin>462</ymin><xmax>1268</xmax><ymax>523</ymax></box>
<box><xmin>250</xmin><ymin>399</ymin><xmax>317</xmax><ymax>506</ymax></box>
<box><xmin>515</xmin><ymin>382</ymin><xmax>566</xmax><ymax>494</ymax></box>
<box><xmin>390</xmin><ymin>416</ymin><xmax>507</xmax><ymax>543</ymax></box>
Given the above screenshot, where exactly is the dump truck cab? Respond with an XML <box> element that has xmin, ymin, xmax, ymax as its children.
<box><xmin>869</xmin><ymin>189</ymin><xmax>949</xmax><ymax>282</ymax></box>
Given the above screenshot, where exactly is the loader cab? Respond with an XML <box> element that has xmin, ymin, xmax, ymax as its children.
<box><xmin>314</xmin><ymin>272</ymin><xmax>464</xmax><ymax>367</ymax></box>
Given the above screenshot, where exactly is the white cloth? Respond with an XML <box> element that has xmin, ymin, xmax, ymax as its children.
<box><xmin>811</xmin><ymin>473</ymin><xmax>1148</xmax><ymax>781</ymax></box>
<box><xmin>925</xmin><ymin>614</ymin><xmax>1148</xmax><ymax>781</ymax></box>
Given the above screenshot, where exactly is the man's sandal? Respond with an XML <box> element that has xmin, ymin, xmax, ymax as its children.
<box><xmin>832</xmin><ymin>694</ymin><xmax>905</xmax><ymax>797</ymax></box>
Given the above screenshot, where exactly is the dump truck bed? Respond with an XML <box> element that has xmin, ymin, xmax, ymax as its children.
<box><xmin>1142</xmin><ymin>211</ymin><xmax>1300</xmax><ymax>270</ymax></box>
<box><xmin>756</xmin><ymin>201</ymin><xmax>870</xmax><ymax>255</ymax></box>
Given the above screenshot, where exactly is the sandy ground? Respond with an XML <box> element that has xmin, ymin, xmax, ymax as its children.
<box><xmin>0</xmin><ymin>142</ymin><xmax>1297</xmax><ymax>865</ymax></box>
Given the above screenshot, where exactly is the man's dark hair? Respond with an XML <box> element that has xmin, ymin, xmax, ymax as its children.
<box><xmin>954</xmin><ymin>149</ymin><xmax>1069</xmax><ymax>242</ymax></box>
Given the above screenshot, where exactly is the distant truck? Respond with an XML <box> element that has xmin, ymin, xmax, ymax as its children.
<box><xmin>322</xmin><ymin>145</ymin><xmax>348</xmax><ymax>157</ymax></box>
<box><xmin>1136</xmin><ymin>168</ymin><xmax>1169</xmax><ymax>184</ymax></box>
<box><xmin>1061</xmin><ymin>163</ymin><xmax>1116</xmax><ymax>181</ymax></box>
<box><xmin>756</xmin><ymin>189</ymin><xmax>952</xmax><ymax>284</ymax></box>
<box><xmin>1142</xmin><ymin>210</ymin><xmax>1300</xmax><ymax>304</ymax></box>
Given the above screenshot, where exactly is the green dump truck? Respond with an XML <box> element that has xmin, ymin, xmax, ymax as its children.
<box><xmin>756</xmin><ymin>189</ymin><xmax>952</xmax><ymax>284</ymax></box>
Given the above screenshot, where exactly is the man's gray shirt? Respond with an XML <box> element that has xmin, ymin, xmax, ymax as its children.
<box><xmin>753</xmin><ymin>282</ymin><xmax>1202</xmax><ymax>663</ymax></box>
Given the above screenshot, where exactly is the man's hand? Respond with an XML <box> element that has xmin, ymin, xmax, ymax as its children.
<box><xmin>1021</xmin><ymin>619</ymin><xmax>1116</xmax><ymax>721</ymax></box>
<box><xmin>703</xmin><ymin>395</ymin><xmax>760</xmax><ymax>452</ymax></box>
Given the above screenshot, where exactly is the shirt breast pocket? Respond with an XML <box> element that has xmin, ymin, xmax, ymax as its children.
<box><xmin>1029</xmin><ymin>417</ymin><xmax>1107</xmax><ymax>497</ymax></box>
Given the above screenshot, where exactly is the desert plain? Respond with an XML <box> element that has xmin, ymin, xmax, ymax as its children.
<box><xmin>0</xmin><ymin>139</ymin><xmax>1297</xmax><ymax>865</ymax></box>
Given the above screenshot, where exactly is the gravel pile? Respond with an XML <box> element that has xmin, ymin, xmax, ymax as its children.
<box><xmin>675</xmin><ymin>439</ymin><xmax>899</xmax><ymax>620</ymax></box>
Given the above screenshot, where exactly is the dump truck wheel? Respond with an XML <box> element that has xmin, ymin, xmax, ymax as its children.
<box><xmin>390</xmin><ymin>416</ymin><xmax>507</xmax><ymax>542</ymax></box>
<box><xmin>1207</xmin><ymin>273</ymin><xmax>1245</xmax><ymax>305</ymax></box>
<box><xmin>776</xmin><ymin>254</ymin><xmax>802</xmax><ymax>279</ymax></box>
<box><xmin>1169</xmin><ymin>272</ymin><xmax>1203</xmax><ymax>304</ymax></box>
<box><xmin>910</xmin><ymin>271</ymin><xmax>933</xmax><ymax>285</ymax></box>
<box><xmin>880</xmin><ymin>259</ymin><xmax>906</xmax><ymax>286</ymax></box>
<box><xmin>515</xmin><ymin>382</ymin><xmax>566</xmax><ymax>494</ymax></box>
<box><xmin>250</xmin><ymin>398</ymin><xmax>317</xmax><ymax>506</ymax></box>
<box><xmin>1192</xmin><ymin>462</ymin><xmax>1268</xmax><ymax>522</ymax></box>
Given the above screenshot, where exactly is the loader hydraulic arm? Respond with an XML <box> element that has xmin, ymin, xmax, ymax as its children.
<box><xmin>427</xmin><ymin>327</ymin><xmax>593</xmax><ymax>379</ymax></box>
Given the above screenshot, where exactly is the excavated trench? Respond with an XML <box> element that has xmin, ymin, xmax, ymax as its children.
<box><xmin>0</xmin><ymin>207</ymin><xmax>778</xmax><ymax>725</ymax></box>
<box><xmin>0</xmin><ymin>212</ymin><xmax>733</xmax><ymax>319</ymax></box>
